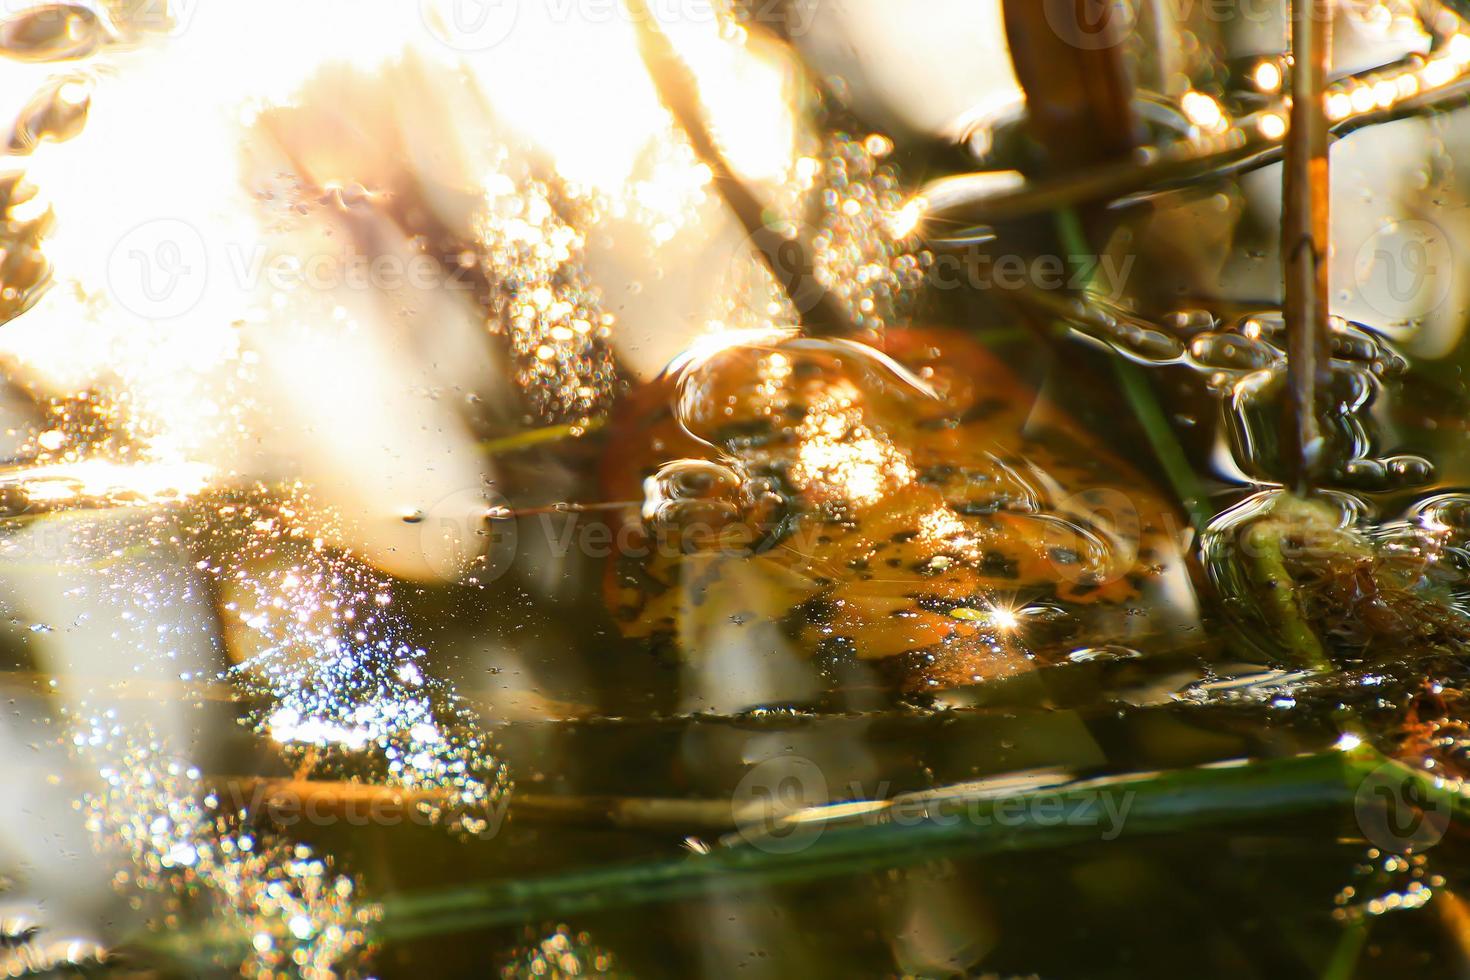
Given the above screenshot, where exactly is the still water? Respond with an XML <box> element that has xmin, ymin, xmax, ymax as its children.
<box><xmin>0</xmin><ymin>2</ymin><xmax>1469</xmax><ymax>977</ymax></box>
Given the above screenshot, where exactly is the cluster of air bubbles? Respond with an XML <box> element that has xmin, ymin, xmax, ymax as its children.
<box><xmin>720</xmin><ymin>128</ymin><xmax>929</xmax><ymax>336</ymax></box>
<box><xmin>0</xmin><ymin>935</ymin><xmax>109</xmax><ymax>978</ymax></box>
<box><xmin>71</xmin><ymin>712</ymin><xmax>375</xmax><ymax>979</ymax></box>
<box><xmin>497</xmin><ymin>924</ymin><xmax>624</xmax><ymax>980</ymax></box>
<box><xmin>0</xmin><ymin>0</ymin><xmax>173</xmax><ymax>327</ymax></box>
<box><xmin>1166</xmin><ymin>310</ymin><xmax>1431</xmax><ymax>491</ymax></box>
<box><xmin>1333</xmin><ymin>849</ymin><xmax>1440</xmax><ymax>921</ymax></box>
<box><xmin>806</xmin><ymin>132</ymin><xmax>929</xmax><ymax>335</ymax></box>
<box><xmin>604</xmin><ymin>136</ymin><xmax>713</xmax><ymax>246</ymax></box>
<box><xmin>1194</xmin><ymin>6</ymin><xmax>1470</xmax><ymax>145</ymax></box>
<box><xmin>1181</xmin><ymin>311</ymin><xmax>1409</xmax><ymax>384</ymax></box>
<box><xmin>12</xmin><ymin>483</ymin><xmax>513</xmax><ymax>838</ymax></box>
<box><xmin>475</xmin><ymin>165</ymin><xmax>619</xmax><ymax>424</ymax></box>
<box><xmin>1073</xmin><ymin>295</ymin><xmax>1187</xmax><ymax>363</ymax></box>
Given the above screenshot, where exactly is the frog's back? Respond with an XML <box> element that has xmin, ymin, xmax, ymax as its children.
<box><xmin>602</xmin><ymin>327</ymin><xmax>1191</xmax><ymax>691</ymax></box>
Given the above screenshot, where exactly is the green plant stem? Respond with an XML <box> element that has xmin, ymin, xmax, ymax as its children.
<box><xmin>1112</xmin><ymin>358</ymin><xmax>1213</xmax><ymax>532</ymax></box>
<box><xmin>371</xmin><ymin>747</ymin><xmax>1445</xmax><ymax>942</ymax></box>
<box><xmin>127</xmin><ymin>747</ymin><xmax>1470</xmax><ymax>960</ymax></box>
<box><xmin>1320</xmin><ymin>916</ymin><xmax>1370</xmax><ymax>980</ymax></box>
<box><xmin>1051</xmin><ymin>208</ymin><xmax>1211</xmax><ymax>530</ymax></box>
<box><xmin>479</xmin><ymin>417</ymin><xmax>604</xmax><ymax>456</ymax></box>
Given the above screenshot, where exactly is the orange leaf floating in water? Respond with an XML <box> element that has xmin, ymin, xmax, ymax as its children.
<box><xmin>602</xmin><ymin>327</ymin><xmax>1194</xmax><ymax>692</ymax></box>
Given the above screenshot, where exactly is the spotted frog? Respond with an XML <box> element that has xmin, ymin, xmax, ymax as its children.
<box><xmin>602</xmin><ymin>327</ymin><xmax>1193</xmax><ymax>691</ymax></box>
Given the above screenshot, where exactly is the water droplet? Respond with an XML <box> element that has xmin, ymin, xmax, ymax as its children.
<box><xmin>7</xmin><ymin>75</ymin><xmax>89</xmax><ymax>154</ymax></box>
<box><xmin>0</xmin><ymin>3</ymin><xmax>112</xmax><ymax>62</ymax></box>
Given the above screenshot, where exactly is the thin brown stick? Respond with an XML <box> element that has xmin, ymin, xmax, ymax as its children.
<box><xmin>205</xmin><ymin>776</ymin><xmax>744</xmax><ymax>831</ymax></box>
<box><xmin>484</xmin><ymin>500</ymin><xmax>636</xmax><ymax>520</ymax></box>
<box><xmin>623</xmin><ymin>0</ymin><xmax>862</xmax><ymax>339</ymax></box>
<box><xmin>1281</xmin><ymin>0</ymin><xmax>1333</xmax><ymax>494</ymax></box>
<box><xmin>1000</xmin><ymin>0</ymin><xmax>1137</xmax><ymax>171</ymax></box>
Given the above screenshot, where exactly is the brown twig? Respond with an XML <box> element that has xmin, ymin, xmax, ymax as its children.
<box><xmin>1281</xmin><ymin>0</ymin><xmax>1334</xmax><ymax>494</ymax></box>
<box><xmin>1000</xmin><ymin>0</ymin><xmax>1137</xmax><ymax>171</ymax></box>
<box><xmin>206</xmin><ymin>776</ymin><xmax>744</xmax><ymax>831</ymax></box>
<box><xmin>623</xmin><ymin>0</ymin><xmax>863</xmax><ymax>339</ymax></box>
<box><xmin>921</xmin><ymin>41</ymin><xmax>1470</xmax><ymax>237</ymax></box>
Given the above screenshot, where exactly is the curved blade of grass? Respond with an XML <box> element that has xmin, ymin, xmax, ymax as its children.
<box><xmin>371</xmin><ymin>747</ymin><xmax>1440</xmax><ymax>941</ymax></box>
<box><xmin>1051</xmin><ymin>208</ymin><xmax>1212</xmax><ymax>530</ymax></box>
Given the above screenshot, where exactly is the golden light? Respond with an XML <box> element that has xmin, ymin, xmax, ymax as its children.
<box><xmin>0</xmin><ymin>0</ymin><xmax>808</xmax><ymax>578</ymax></box>
<box><xmin>1</xmin><ymin>458</ymin><xmax>214</xmax><ymax>504</ymax></box>
<box><xmin>1257</xmin><ymin>112</ymin><xmax>1288</xmax><ymax>140</ymax></box>
<box><xmin>1180</xmin><ymin>90</ymin><xmax>1226</xmax><ymax>133</ymax></box>
<box><xmin>888</xmin><ymin>196</ymin><xmax>928</xmax><ymax>240</ymax></box>
<box><xmin>1252</xmin><ymin>60</ymin><xmax>1282</xmax><ymax>92</ymax></box>
<box><xmin>948</xmin><ymin>602</ymin><xmax>1023</xmax><ymax>632</ymax></box>
<box><xmin>791</xmin><ymin>380</ymin><xmax>916</xmax><ymax>506</ymax></box>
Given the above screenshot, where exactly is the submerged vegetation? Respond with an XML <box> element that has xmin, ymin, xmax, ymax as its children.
<box><xmin>4</xmin><ymin>0</ymin><xmax>1470</xmax><ymax>976</ymax></box>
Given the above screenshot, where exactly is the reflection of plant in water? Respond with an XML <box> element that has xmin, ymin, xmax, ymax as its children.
<box><xmin>204</xmin><ymin>490</ymin><xmax>512</xmax><ymax>836</ymax></box>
